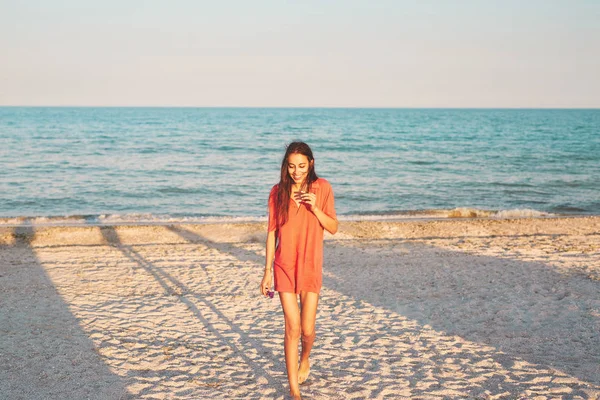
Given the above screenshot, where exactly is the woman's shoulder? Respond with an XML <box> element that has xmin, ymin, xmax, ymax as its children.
<box><xmin>269</xmin><ymin>184</ymin><xmax>279</xmax><ymax>201</ymax></box>
<box><xmin>313</xmin><ymin>178</ymin><xmax>332</xmax><ymax>190</ymax></box>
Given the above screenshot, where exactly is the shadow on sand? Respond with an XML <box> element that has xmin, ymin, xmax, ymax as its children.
<box><xmin>0</xmin><ymin>224</ymin><xmax>128</xmax><ymax>400</ymax></box>
<box><xmin>325</xmin><ymin>237</ymin><xmax>600</xmax><ymax>386</ymax></box>
<box><xmin>167</xmin><ymin>225</ymin><xmax>599</xmax><ymax>398</ymax></box>
<box><xmin>98</xmin><ymin>225</ymin><xmax>287</xmax><ymax>399</ymax></box>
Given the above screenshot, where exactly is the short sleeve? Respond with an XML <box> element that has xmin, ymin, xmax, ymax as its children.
<box><xmin>267</xmin><ymin>185</ymin><xmax>278</xmax><ymax>232</ymax></box>
<box><xmin>321</xmin><ymin>180</ymin><xmax>337</xmax><ymax>219</ymax></box>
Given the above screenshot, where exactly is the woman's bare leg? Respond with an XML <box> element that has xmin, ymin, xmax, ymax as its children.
<box><xmin>279</xmin><ymin>292</ymin><xmax>302</xmax><ymax>399</ymax></box>
<box><xmin>298</xmin><ymin>291</ymin><xmax>319</xmax><ymax>384</ymax></box>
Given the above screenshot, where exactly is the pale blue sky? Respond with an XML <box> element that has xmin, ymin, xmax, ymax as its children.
<box><xmin>1</xmin><ymin>0</ymin><xmax>598</xmax><ymax>107</ymax></box>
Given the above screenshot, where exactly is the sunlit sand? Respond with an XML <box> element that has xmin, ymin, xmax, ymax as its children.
<box><xmin>1</xmin><ymin>217</ymin><xmax>599</xmax><ymax>399</ymax></box>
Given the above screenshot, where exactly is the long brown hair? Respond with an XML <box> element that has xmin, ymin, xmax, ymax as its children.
<box><xmin>275</xmin><ymin>141</ymin><xmax>319</xmax><ymax>228</ymax></box>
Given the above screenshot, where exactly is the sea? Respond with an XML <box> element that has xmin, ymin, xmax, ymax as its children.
<box><xmin>1</xmin><ymin>107</ymin><xmax>599</xmax><ymax>225</ymax></box>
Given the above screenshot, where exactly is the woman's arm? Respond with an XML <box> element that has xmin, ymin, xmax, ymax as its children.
<box><xmin>297</xmin><ymin>191</ymin><xmax>338</xmax><ymax>234</ymax></box>
<box><xmin>311</xmin><ymin>206</ymin><xmax>338</xmax><ymax>234</ymax></box>
<box><xmin>265</xmin><ymin>229</ymin><xmax>276</xmax><ymax>271</ymax></box>
<box><xmin>260</xmin><ymin>229</ymin><xmax>276</xmax><ymax>297</ymax></box>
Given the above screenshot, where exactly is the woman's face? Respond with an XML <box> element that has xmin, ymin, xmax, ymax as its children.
<box><xmin>287</xmin><ymin>153</ymin><xmax>310</xmax><ymax>185</ymax></box>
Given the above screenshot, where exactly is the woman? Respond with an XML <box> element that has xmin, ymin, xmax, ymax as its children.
<box><xmin>260</xmin><ymin>141</ymin><xmax>338</xmax><ymax>399</ymax></box>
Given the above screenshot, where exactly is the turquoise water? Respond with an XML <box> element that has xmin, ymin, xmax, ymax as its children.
<box><xmin>1</xmin><ymin>107</ymin><xmax>599</xmax><ymax>223</ymax></box>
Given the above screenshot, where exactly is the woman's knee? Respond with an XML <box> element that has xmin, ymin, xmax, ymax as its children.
<box><xmin>285</xmin><ymin>322</ymin><xmax>301</xmax><ymax>340</ymax></box>
<box><xmin>301</xmin><ymin>325</ymin><xmax>315</xmax><ymax>340</ymax></box>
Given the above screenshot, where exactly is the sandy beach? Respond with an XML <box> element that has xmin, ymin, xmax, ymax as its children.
<box><xmin>1</xmin><ymin>216</ymin><xmax>599</xmax><ymax>399</ymax></box>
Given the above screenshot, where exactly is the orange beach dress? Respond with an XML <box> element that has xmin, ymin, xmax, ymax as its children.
<box><xmin>268</xmin><ymin>178</ymin><xmax>336</xmax><ymax>294</ymax></box>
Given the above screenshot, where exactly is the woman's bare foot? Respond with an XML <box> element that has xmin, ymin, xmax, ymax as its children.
<box><xmin>290</xmin><ymin>390</ymin><xmax>302</xmax><ymax>399</ymax></box>
<box><xmin>298</xmin><ymin>359</ymin><xmax>310</xmax><ymax>384</ymax></box>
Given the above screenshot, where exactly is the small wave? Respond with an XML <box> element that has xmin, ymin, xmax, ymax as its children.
<box><xmin>447</xmin><ymin>207</ymin><xmax>551</xmax><ymax>219</ymax></box>
<box><xmin>492</xmin><ymin>209</ymin><xmax>551</xmax><ymax>219</ymax></box>
<box><xmin>447</xmin><ymin>208</ymin><xmax>495</xmax><ymax>218</ymax></box>
<box><xmin>156</xmin><ymin>187</ymin><xmax>206</xmax><ymax>195</ymax></box>
<box><xmin>96</xmin><ymin>214</ymin><xmax>266</xmax><ymax>225</ymax></box>
<box><xmin>335</xmin><ymin>208</ymin><xmax>557</xmax><ymax>221</ymax></box>
<box><xmin>407</xmin><ymin>160</ymin><xmax>437</xmax><ymax>165</ymax></box>
<box><xmin>0</xmin><ymin>215</ymin><xmax>93</xmax><ymax>226</ymax></box>
<box><xmin>0</xmin><ymin>214</ymin><xmax>268</xmax><ymax>227</ymax></box>
<box><xmin>338</xmin><ymin>210</ymin><xmax>449</xmax><ymax>221</ymax></box>
<box><xmin>283</xmin><ymin>125</ymin><xmax>312</xmax><ymax>131</ymax></box>
<box><xmin>216</xmin><ymin>145</ymin><xmax>242</xmax><ymax>151</ymax></box>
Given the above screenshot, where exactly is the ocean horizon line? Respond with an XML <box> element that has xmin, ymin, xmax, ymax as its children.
<box><xmin>2</xmin><ymin>105</ymin><xmax>599</xmax><ymax>110</ymax></box>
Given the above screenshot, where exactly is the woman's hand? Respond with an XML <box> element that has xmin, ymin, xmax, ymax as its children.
<box><xmin>260</xmin><ymin>270</ymin><xmax>273</xmax><ymax>297</ymax></box>
<box><xmin>295</xmin><ymin>191</ymin><xmax>318</xmax><ymax>212</ymax></box>
<box><xmin>295</xmin><ymin>190</ymin><xmax>337</xmax><ymax>233</ymax></box>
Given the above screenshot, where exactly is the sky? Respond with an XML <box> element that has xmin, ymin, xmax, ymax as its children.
<box><xmin>1</xmin><ymin>0</ymin><xmax>599</xmax><ymax>107</ymax></box>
